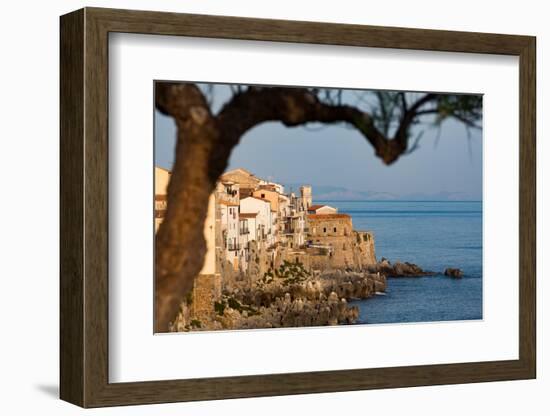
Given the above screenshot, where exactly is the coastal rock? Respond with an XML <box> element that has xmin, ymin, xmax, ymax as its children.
<box><xmin>374</xmin><ymin>280</ymin><xmax>386</xmax><ymax>293</ymax></box>
<box><xmin>180</xmin><ymin>267</ymin><xmax>382</xmax><ymax>331</ymax></box>
<box><xmin>175</xmin><ymin>256</ymin><xmax>447</xmax><ymax>332</ymax></box>
<box><xmin>444</xmin><ymin>268</ymin><xmax>464</xmax><ymax>278</ymax></box>
<box><xmin>327</xmin><ymin>291</ymin><xmax>339</xmax><ymax>305</ymax></box>
<box><xmin>366</xmin><ymin>260</ymin><xmax>433</xmax><ymax>277</ymax></box>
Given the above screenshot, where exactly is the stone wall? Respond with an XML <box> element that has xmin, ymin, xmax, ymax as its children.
<box><xmin>241</xmin><ymin>240</ymin><xmax>272</xmax><ymax>286</ymax></box>
<box><xmin>308</xmin><ymin>214</ymin><xmax>352</xmax><ymax>238</ymax></box>
<box><xmin>190</xmin><ymin>273</ymin><xmax>222</xmax><ymax>321</ymax></box>
<box><xmin>356</xmin><ymin>231</ymin><xmax>376</xmax><ymax>265</ymax></box>
<box><xmin>306</xmin><ymin>231</ymin><xmax>376</xmax><ymax>271</ymax></box>
<box><xmin>305</xmin><ymin>214</ymin><xmax>376</xmax><ymax>271</ymax></box>
<box><xmin>276</xmin><ymin>248</ymin><xmax>312</xmax><ymax>270</ymax></box>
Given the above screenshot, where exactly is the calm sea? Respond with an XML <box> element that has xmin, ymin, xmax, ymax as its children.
<box><xmin>318</xmin><ymin>200</ymin><xmax>483</xmax><ymax>324</ymax></box>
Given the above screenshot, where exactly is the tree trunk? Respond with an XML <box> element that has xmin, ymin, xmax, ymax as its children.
<box><xmin>154</xmin><ymin>108</ymin><xmax>221</xmax><ymax>332</ymax></box>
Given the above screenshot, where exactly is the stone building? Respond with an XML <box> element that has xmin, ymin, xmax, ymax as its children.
<box><xmin>299</xmin><ymin>185</ymin><xmax>312</xmax><ymax>210</ymax></box>
<box><xmin>306</xmin><ymin>213</ymin><xmax>376</xmax><ymax>269</ymax></box>
<box><xmin>307</xmin><ymin>213</ymin><xmax>352</xmax><ymax>239</ymax></box>
<box><xmin>221</xmin><ymin>168</ymin><xmax>261</xmax><ymax>199</ymax></box>
<box><xmin>216</xmin><ymin>180</ymin><xmax>240</xmax><ymax>204</ymax></box>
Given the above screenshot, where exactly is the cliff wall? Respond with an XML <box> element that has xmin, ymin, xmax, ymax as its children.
<box><xmin>306</xmin><ymin>230</ymin><xmax>376</xmax><ymax>271</ymax></box>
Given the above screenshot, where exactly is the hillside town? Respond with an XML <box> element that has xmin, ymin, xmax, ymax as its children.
<box><xmin>155</xmin><ymin>166</ymin><xmax>383</xmax><ymax>330</ymax></box>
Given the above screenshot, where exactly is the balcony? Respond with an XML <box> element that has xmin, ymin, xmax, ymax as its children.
<box><xmin>227</xmin><ymin>243</ymin><xmax>240</xmax><ymax>251</ymax></box>
<box><xmin>239</xmin><ymin>228</ymin><xmax>250</xmax><ymax>235</ymax></box>
<box><xmin>155</xmin><ymin>201</ymin><xmax>167</xmax><ymax>211</ymax></box>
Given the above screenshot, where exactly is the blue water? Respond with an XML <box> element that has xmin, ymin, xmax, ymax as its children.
<box><xmin>318</xmin><ymin>200</ymin><xmax>483</xmax><ymax>324</ymax></box>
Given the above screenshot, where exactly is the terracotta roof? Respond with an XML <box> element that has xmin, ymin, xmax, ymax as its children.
<box><xmin>220</xmin><ymin>168</ymin><xmax>262</xmax><ymax>184</ymax></box>
<box><xmin>307</xmin><ymin>214</ymin><xmax>351</xmax><ymax>220</ymax></box>
<box><xmin>219</xmin><ymin>200</ymin><xmax>239</xmax><ymax>206</ymax></box>
<box><xmin>239</xmin><ymin>213</ymin><xmax>258</xmax><ymax>218</ymax></box>
<box><xmin>308</xmin><ymin>204</ymin><xmax>327</xmax><ymax>211</ymax></box>
<box><xmin>224</xmin><ymin>167</ymin><xmax>254</xmax><ymax>176</ymax></box>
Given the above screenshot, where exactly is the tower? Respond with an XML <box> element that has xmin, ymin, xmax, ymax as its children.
<box><xmin>300</xmin><ymin>185</ymin><xmax>312</xmax><ymax>210</ymax></box>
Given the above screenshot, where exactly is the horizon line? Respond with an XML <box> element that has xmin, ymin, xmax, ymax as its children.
<box><xmin>316</xmin><ymin>199</ymin><xmax>482</xmax><ymax>203</ymax></box>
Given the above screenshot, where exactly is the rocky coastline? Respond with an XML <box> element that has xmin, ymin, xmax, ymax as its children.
<box><xmin>365</xmin><ymin>258</ymin><xmax>436</xmax><ymax>277</ymax></box>
<box><xmin>171</xmin><ymin>258</ymin><xmax>461</xmax><ymax>332</ymax></box>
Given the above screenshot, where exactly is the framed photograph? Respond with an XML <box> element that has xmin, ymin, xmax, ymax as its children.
<box><xmin>60</xmin><ymin>7</ymin><xmax>536</xmax><ymax>408</ymax></box>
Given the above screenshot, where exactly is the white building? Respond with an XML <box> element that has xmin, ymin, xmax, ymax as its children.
<box><xmin>258</xmin><ymin>180</ymin><xmax>285</xmax><ymax>194</ymax></box>
<box><xmin>219</xmin><ymin>200</ymin><xmax>240</xmax><ymax>270</ymax></box>
<box><xmin>217</xmin><ymin>180</ymin><xmax>240</xmax><ymax>204</ymax></box>
<box><xmin>307</xmin><ymin>204</ymin><xmax>338</xmax><ymax>215</ymax></box>
<box><xmin>238</xmin><ymin>213</ymin><xmax>258</xmax><ymax>271</ymax></box>
<box><xmin>240</xmin><ymin>196</ymin><xmax>274</xmax><ymax>246</ymax></box>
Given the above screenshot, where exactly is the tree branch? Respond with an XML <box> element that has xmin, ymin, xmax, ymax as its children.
<box><xmin>216</xmin><ymin>87</ymin><xmax>420</xmax><ymax>165</ymax></box>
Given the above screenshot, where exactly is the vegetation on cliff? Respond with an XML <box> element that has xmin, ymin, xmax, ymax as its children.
<box><xmin>172</xmin><ymin>261</ymin><xmax>388</xmax><ymax>332</ymax></box>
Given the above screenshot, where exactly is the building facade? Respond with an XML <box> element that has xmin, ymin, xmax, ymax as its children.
<box><xmin>154</xmin><ymin>165</ymin><xmax>376</xmax><ymax>315</ymax></box>
<box><xmin>240</xmin><ymin>196</ymin><xmax>274</xmax><ymax>246</ymax></box>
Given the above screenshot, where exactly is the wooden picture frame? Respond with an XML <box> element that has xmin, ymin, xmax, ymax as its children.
<box><xmin>60</xmin><ymin>7</ymin><xmax>536</xmax><ymax>408</ymax></box>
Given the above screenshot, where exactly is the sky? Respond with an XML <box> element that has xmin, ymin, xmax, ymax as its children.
<box><xmin>154</xmin><ymin>84</ymin><xmax>482</xmax><ymax>201</ymax></box>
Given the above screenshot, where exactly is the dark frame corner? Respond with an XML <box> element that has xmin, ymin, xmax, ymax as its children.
<box><xmin>60</xmin><ymin>7</ymin><xmax>536</xmax><ymax>408</ymax></box>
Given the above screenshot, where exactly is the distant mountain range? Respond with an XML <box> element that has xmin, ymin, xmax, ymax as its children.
<box><xmin>282</xmin><ymin>183</ymin><xmax>480</xmax><ymax>202</ymax></box>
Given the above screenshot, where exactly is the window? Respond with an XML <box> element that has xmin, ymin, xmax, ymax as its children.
<box><xmin>323</xmin><ymin>227</ymin><xmax>326</xmax><ymax>233</ymax></box>
<box><xmin>333</xmin><ymin>227</ymin><xmax>337</xmax><ymax>233</ymax></box>
<box><xmin>261</xmin><ymin>193</ymin><xmax>265</xmax><ymax>198</ymax></box>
